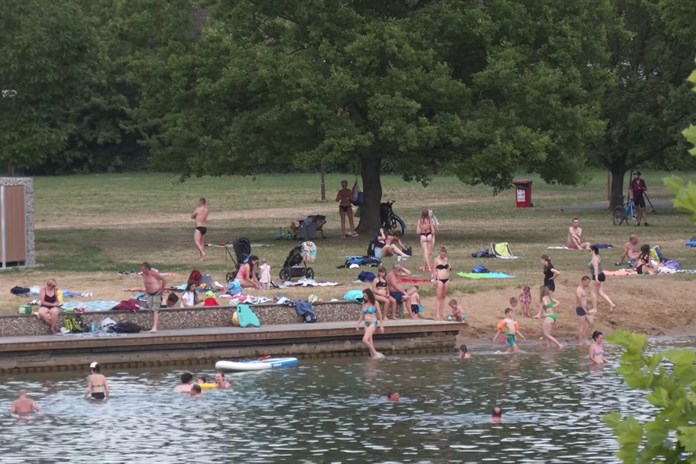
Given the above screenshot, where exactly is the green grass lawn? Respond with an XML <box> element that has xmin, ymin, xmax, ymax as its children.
<box><xmin>2</xmin><ymin>169</ymin><xmax>694</xmax><ymax>311</ymax></box>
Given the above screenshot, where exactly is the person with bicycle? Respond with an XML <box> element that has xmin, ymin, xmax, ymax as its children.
<box><xmin>630</xmin><ymin>171</ymin><xmax>649</xmax><ymax>226</ymax></box>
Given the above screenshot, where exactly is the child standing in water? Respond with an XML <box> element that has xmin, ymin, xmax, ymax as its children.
<box><xmin>259</xmin><ymin>259</ymin><xmax>272</xmax><ymax>289</ymax></box>
<box><xmin>492</xmin><ymin>308</ymin><xmax>526</xmax><ymax>353</ymax></box>
<box><xmin>518</xmin><ymin>286</ymin><xmax>532</xmax><ymax>318</ymax></box>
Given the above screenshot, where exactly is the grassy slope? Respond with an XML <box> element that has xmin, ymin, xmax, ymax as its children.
<box><xmin>2</xmin><ymin>170</ymin><xmax>694</xmax><ymax>312</ymax></box>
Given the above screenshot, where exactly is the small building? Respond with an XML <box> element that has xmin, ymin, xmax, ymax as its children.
<box><xmin>0</xmin><ymin>177</ymin><xmax>35</xmax><ymax>267</ymax></box>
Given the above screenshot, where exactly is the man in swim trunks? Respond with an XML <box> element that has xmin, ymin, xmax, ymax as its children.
<box><xmin>575</xmin><ymin>276</ymin><xmax>594</xmax><ymax>345</ymax></box>
<box><xmin>141</xmin><ymin>262</ymin><xmax>166</xmax><ymax>333</ymax></box>
<box><xmin>567</xmin><ymin>217</ymin><xmax>591</xmax><ymax>250</ymax></box>
<box><xmin>191</xmin><ymin>197</ymin><xmax>209</xmax><ymax>260</ymax></box>
<box><xmin>616</xmin><ymin>234</ymin><xmax>640</xmax><ymax>267</ymax></box>
<box><xmin>386</xmin><ymin>263</ymin><xmax>411</xmax><ymax>309</ymax></box>
<box><xmin>174</xmin><ymin>372</ymin><xmax>194</xmax><ymax>393</ymax></box>
<box><xmin>10</xmin><ymin>389</ymin><xmax>40</xmax><ymax>414</ymax></box>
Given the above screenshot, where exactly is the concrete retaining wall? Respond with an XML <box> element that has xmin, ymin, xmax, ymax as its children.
<box><xmin>0</xmin><ymin>301</ymin><xmax>407</xmax><ymax>337</ymax></box>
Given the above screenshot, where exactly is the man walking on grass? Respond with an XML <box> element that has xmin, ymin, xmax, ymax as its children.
<box><xmin>191</xmin><ymin>197</ymin><xmax>209</xmax><ymax>260</ymax></box>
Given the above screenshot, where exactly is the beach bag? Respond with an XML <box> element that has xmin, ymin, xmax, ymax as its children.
<box><xmin>357</xmin><ymin>271</ymin><xmax>376</xmax><ymax>282</ymax></box>
<box><xmin>100</xmin><ymin>317</ymin><xmax>117</xmax><ymax>331</ymax></box>
<box><xmin>10</xmin><ymin>286</ymin><xmax>30</xmax><ymax>295</ymax></box>
<box><xmin>343</xmin><ymin>289</ymin><xmax>364</xmax><ymax>302</ymax></box>
<box><xmin>664</xmin><ymin>259</ymin><xmax>680</xmax><ymax>270</ymax></box>
<box><xmin>109</xmin><ymin>321</ymin><xmax>142</xmax><ymax>333</ymax></box>
<box><xmin>472</xmin><ymin>264</ymin><xmax>489</xmax><ymax>274</ymax></box>
<box><xmin>227</xmin><ymin>280</ymin><xmax>242</xmax><ymax>296</ymax></box>
<box><xmin>351</xmin><ymin>180</ymin><xmax>363</xmax><ymax>206</ymax></box>
<box><xmin>199</xmin><ymin>273</ymin><xmax>213</xmax><ymax>289</ymax></box>
<box><xmin>295</xmin><ymin>300</ymin><xmax>317</xmax><ymax>323</ymax></box>
<box><xmin>64</xmin><ymin>314</ymin><xmax>87</xmax><ymax>333</ymax></box>
<box><xmin>471</xmin><ymin>246</ymin><xmax>493</xmax><ymax>258</ymax></box>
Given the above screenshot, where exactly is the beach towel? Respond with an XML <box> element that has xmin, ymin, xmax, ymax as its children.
<box><xmin>62</xmin><ymin>300</ymin><xmax>121</xmax><ymax>312</ymax></box>
<box><xmin>685</xmin><ymin>240</ymin><xmax>696</xmax><ymax>247</ymax></box>
<box><xmin>457</xmin><ymin>272</ymin><xmax>515</xmax><ymax>279</ymax></box>
<box><xmin>603</xmin><ymin>269</ymin><xmax>635</xmax><ymax>276</ymax></box>
<box><xmin>547</xmin><ymin>246</ymin><xmax>572</xmax><ymax>250</ymax></box>
<box><xmin>401</xmin><ymin>278</ymin><xmax>432</xmax><ymax>283</ymax></box>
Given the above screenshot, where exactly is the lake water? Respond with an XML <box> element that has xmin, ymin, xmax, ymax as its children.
<box><xmin>1</xmin><ymin>337</ymin><xmax>684</xmax><ymax>463</ymax></box>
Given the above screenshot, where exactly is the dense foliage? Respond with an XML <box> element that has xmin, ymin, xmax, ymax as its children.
<box><xmin>1</xmin><ymin>0</ymin><xmax>695</xmax><ymax>227</ymax></box>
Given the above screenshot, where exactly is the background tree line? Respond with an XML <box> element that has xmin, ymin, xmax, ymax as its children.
<box><xmin>1</xmin><ymin>0</ymin><xmax>695</xmax><ymax>231</ymax></box>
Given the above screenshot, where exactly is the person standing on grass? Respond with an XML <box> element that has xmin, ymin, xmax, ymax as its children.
<box><xmin>629</xmin><ymin>171</ymin><xmax>649</xmax><ymax>226</ymax></box>
<box><xmin>566</xmin><ymin>217</ymin><xmax>591</xmax><ymax>250</ymax></box>
<box><xmin>416</xmin><ymin>209</ymin><xmax>436</xmax><ymax>272</ymax></box>
<box><xmin>38</xmin><ymin>278</ymin><xmax>61</xmax><ymax>334</ymax></box>
<box><xmin>141</xmin><ymin>262</ymin><xmax>166</xmax><ymax>333</ymax></box>
<box><xmin>589</xmin><ymin>245</ymin><xmax>615</xmax><ymax>312</ymax></box>
<box><xmin>541</xmin><ymin>255</ymin><xmax>560</xmax><ymax>294</ymax></box>
<box><xmin>191</xmin><ymin>197</ymin><xmax>208</xmax><ymax>260</ymax></box>
<box><xmin>575</xmin><ymin>276</ymin><xmax>594</xmax><ymax>345</ymax></box>
<box><xmin>10</xmin><ymin>389</ymin><xmax>40</xmax><ymax>415</ymax></box>
<box><xmin>336</xmin><ymin>180</ymin><xmax>357</xmax><ymax>238</ymax></box>
<box><xmin>433</xmin><ymin>246</ymin><xmax>451</xmax><ymax>320</ymax></box>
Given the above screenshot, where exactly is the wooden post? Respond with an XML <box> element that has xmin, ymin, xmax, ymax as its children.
<box><xmin>320</xmin><ymin>159</ymin><xmax>326</xmax><ymax>201</ymax></box>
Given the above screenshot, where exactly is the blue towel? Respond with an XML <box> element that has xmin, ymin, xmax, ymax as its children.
<box><xmin>685</xmin><ymin>241</ymin><xmax>696</xmax><ymax>248</ymax></box>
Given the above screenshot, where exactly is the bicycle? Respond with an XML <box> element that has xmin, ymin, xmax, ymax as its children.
<box><xmin>380</xmin><ymin>201</ymin><xmax>406</xmax><ymax>236</ymax></box>
<box><xmin>613</xmin><ymin>198</ymin><xmax>638</xmax><ymax>226</ymax></box>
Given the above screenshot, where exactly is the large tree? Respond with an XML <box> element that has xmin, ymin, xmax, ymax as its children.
<box><xmin>595</xmin><ymin>0</ymin><xmax>696</xmax><ymax>208</ymax></box>
<box><xmin>145</xmin><ymin>1</ymin><xmax>610</xmax><ymax>232</ymax></box>
<box><xmin>0</xmin><ymin>0</ymin><xmax>98</xmax><ymax>171</ymax></box>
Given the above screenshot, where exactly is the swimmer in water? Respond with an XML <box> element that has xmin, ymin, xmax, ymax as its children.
<box><xmin>386</xmin><ymin>391</ymin><xmax>400</xmax><ymax>402</ymax></box>
<box><xmin>84</xmin><ymin>362</ymin><xmax>109</xmax><ymax>400</ymax></box>
<box><xmin>491</xmin><ymin>405</ymin><xmax>502</xmax><ymax>423</ymax></box>
<box><xmin>174</xmin><ymin>372</ymin><xmax>194</xmax><ymax>393</ymax></box>
<box><xmin>458</xmin><ymin>344</ymin><xmax>471</xmax><ymax>360</ymax></box>
<box><xmin>589</xmin><ymin>331</ymin><xmax>605</xmax><ymax>364</ymax></box>
<box><xmin>214</xmin><ymin>372</ymin><xmax>231</xmax><ymax>388</ymax></box>
<box><xmin>190</xmin><ymin>384</ymin><xmax>202</xmax><ymax>397</ymax></box>
<box><xmin>10</xmin><ymin>389</ymin><xmax>40</xmax><ymax>415</ymax></box>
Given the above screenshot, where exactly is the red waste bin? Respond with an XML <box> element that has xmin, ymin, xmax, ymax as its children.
<box><xmin>513</xmin><ymin>179</ymin><xmax>533</xmax><ymax>208</ymax></box>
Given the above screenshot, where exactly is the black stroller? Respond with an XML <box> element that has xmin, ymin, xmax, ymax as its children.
<box><xmin>279</xmin><ymin>241</ymin><xmax>317</xmax><ymax>281</ymax></box>
<box><xmin>225</xmin><ymin>237</ymin><xmax>252</xmax><ymax>282</ymax></box>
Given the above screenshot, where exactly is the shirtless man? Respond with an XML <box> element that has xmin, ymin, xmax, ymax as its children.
<box><xmin>10</xmin><ymin>389</ymin><xmax>40</xmax><ymax>414</ymax></box>
<box><xmin>616</xmin><ymin>234</ymin><xmax>639</xmax><ymax>266</ymax></box>
<box><xmin>174</xmin><ymin>372</ymin><xmax>194</xmax><ymax>393</ymax></box>
<box><xmin>386</xmin><ymin>263</ymin><xmax>411</xmax><ymax>309</ymax></box>
<box><xmin>141</xmin><ymin>262</ymin><xmax>166</xmax><ymax>333</ymax></box>
<box><xmin>191</xmin><ymin>197</ymin><xmax>209</xmax><ymax>260</ymax></box>
<box><xmin>575</xmin><ymin>276</ymin><xmax>594</xmax><ymax>344</ymax></box>
<box><xmin>567</xmin><ymin>217</ymin><xmax>591</xmax><ymax>250</ymax></box>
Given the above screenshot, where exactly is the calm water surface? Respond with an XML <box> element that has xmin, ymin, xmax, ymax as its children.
<box><xmin>1</xmin><ymin>337</ymin><xmax>686</xmax><ymax>463</ymax></box>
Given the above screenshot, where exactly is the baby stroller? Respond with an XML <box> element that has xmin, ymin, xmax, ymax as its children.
<box><xmin>279</xmin><ymin>241</ymin><xmax>317</xmax><ymax>281</ymax></box>
<box><xmin>225</xmin><ymin>237</ymin><xmax>252</xmax><ymax>282</ymax></box>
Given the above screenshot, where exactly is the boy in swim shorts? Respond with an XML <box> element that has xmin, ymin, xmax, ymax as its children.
<box><xmin>492</xmin><ymin>308</ymin><xmax>526</xmax><ymax>353</ymax></box>
<box><xmin>448</xmin><ymin>299</ymin><xmax>466</xmax><ymax>322</ymax></box>
<box><xmin>408</xmin><ymin>286</ymin><xmax>422</xmax><ymax>319</ymax></box>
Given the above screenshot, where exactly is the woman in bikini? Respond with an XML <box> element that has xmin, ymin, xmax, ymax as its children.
<box><xmin>633</xmin><ymin>244</ymin><xmax>657</xmax><ymax>275</ymax></box>
<box><xmin>235</xmin><ymin>255</ymin><xmax>260</xmax><ymax>289</ymax></box>
<box><xmin>416</xmin><ymin>209</ymin><xmax>435</xmax><ymax>271</ymax></box>
<box><xmin>335</xmin><ymin>180</ymin><xmax>356</xmax><ymax>238</ymax></box>
<box><xmin>372</xmin><ymin>266</ymin><xmax>397</xmax><ymax>319</ymax></box>
<box><xmin>589</xmin><ymin>245</ymin><xmax>615</xmax><ymax>312</ymax></box>
<box><xmin>433</xmin><ymin>246</ymin><xmax>451</xmax><ymax>320</ymax></box>
<box><xmin>541</xmin><ymin>255</ymin><xmax>560</xmax><ymax>294</ymax></box>
<box><xmin>84</xmin><ymin>362</ymin><xmax>109</xmax><ymax>400</ymax></box>
<box><xmin>539</xmin><ymin>285</ymin><xmax>562</xmax><ymax>350</ymax></box>
<box><xmin>38</xmin><ymin>278</ymin><xmax>61</xmax><ymax>334</ymax></box>
<box><xmin>355</xmin><ymin>288</ymin><xmax>384</xmax><ymax>358</ymax></box>
<box><xmin>589</xmin><ymin>330</ymin><xmax>605</xmax><ymax>364</ymax></box>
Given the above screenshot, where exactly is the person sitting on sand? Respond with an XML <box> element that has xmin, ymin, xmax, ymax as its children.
<box><xmin>633</xmin><ymin>244</ymin><xmax>657</xmax><ymax>275</ymax></box>
<box><xmin>616</xmin><ymin>234</ymin><xmax>640</xmax><ymax>267</ymax></box>
<box><xmin>235</xmin><ymin>255</ymin><xmax>260</xmax><ymax>289</ymax></box>
<box><xmin>174</xmin><ymin>372</ymin><xmax>194</xmax><ymax>393</ymax></box>
<box><xmin>10</xmin><ymin>389</ymin><xmax>40</xmax><ymax>415</ymax></box>
<box><xmin>567</xmin><ymin>217</ymin><xmax>591</xmax><ymax>250</ymax></box>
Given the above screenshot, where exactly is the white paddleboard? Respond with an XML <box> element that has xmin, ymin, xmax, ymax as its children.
<box><xmin>215</xmin><ymin>357</ymin><xmax>299</xmax><ymax>371</ymax></box>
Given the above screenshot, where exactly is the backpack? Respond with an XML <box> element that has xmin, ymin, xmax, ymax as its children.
<box><xmin>352</xmin><ymin>180</ymin><xmax>363</xmax><ymax>206</ymax></box>
<box><xmin>472</xmin><ymin>264</ymin><xmax>489</xmax><ymax>273</ymax></box>
<box><xmin>367</xmin><ymin>240</ymin><xmax>383</xmax><ymax>258</ymax></box>
<box><xmin>64</xmin><ymin>314</ymin><xmax>87</xmax><ymax>333</ymax></box>
<box><xmin>357</xmin><ymin>271</ymin><xmax>376</xmax><ymax>282</ymax></box>
<box><xmin>295</xmin><ymin>300</ymin><xmax>317</xmax><ymax>323</ymax></box>
<box><xmin>471</xmin><ymin>246</ymin><xmax>493</xmax><ymax>258</ymax></box>
<box><xmin>108</xmin><ymin>321</ymin><xmax>142</xmax><ymax>333</ymax></box>
<box><xmin>188</xmin><ymin>269</ymin><xmax>202</xmax><ymax>286</ymax></box>
<box><xmin>199</xmin><ymin>273</ymin><xmax>213</xmax><ymax>289</ymax></box>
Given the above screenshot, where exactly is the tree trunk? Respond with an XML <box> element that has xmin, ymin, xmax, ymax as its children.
<box><xmin>356</xmin><ymin>156</ymin><xmax>382</xmax><ymax>235</ymax></box>
<box><xmin>608</xmin><ymin>162</ymin><xmax>628</xmax><ymax>210</ymax></box>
